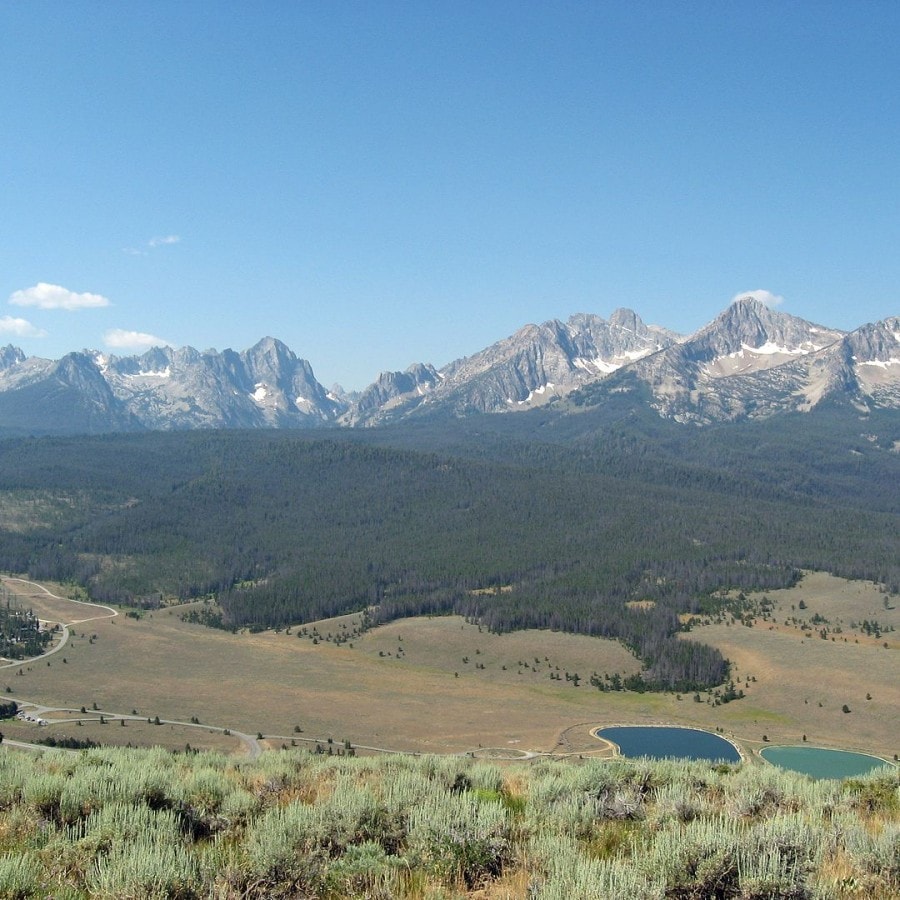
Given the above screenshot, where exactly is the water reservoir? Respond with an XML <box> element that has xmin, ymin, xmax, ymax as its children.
<box><xmin>595</xmin><ymin>726</ymin><xmax>741</xmax><ymax>763</ymax></box>
<box><xmin>760</xmin><ymin>746</ymin><xmax>891</xmax><ymax>779</ymax></box>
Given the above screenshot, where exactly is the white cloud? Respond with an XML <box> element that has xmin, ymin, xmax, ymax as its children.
<box><xmin>0</xmin><ymin>316</ymin><xmax>47</xmax><ymax>338</ymax></box>
<box><xmin>148</xmin><ymin>234</ymin><xmax>180</xmax><ymax>248</ymax></box>
<box><xmin>124</xmin><ymin>234</ymin><xmax>181</xmax><ymax>255</ymax></box>
<box><xmin>732</xmin><ymin>289</ymin><xmax>785</xmax><ymax>308</ymax></box>
<box><xmin>9</xmin><ymin>282</ymin><xmax>111</xmax><ymax>311</ymax></box>
<box><xmin>104</xmin><ymin>328</ymin><xmax>171</xmax><ymax>351</ymax></box>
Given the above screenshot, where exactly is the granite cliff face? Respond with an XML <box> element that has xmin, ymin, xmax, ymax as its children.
<box><xmin>0</xmin><ymin>301</ymin><xmax>897</xmax><ymax>435</ymax></box>
<box><xmin>96</xmin><ymin>338</ymin><xmax>341</xmax><ymax>430</ymax></box>
<box><xmin>612</xmin><ymin>297</ymin><xmax>848</xmax><ymax>423</ymax></box>
<box><xmin>595</xmin><ymin>299</ymin><xmax>899</xmax><ymax>424</ymax></box>
<box><xmin>345</xmin><ymin>308</ymin><xmax>680</xmax><ymax>425</ymax></box>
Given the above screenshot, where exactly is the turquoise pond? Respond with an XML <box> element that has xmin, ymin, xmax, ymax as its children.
<box><xmin>595</xmin><ymin>726</ymin><xmax>741</xmax><ymax>763</ymax></box>
<box><xmin>760</xmin><ymin>746</ymin><xmax>892</xmax><ymax>779</ymax></box>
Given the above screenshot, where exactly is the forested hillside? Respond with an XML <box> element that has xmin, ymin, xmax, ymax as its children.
<box><xmin>0</xmin><ymin>403</ymin><xmax>897</xmax><ymax>690</ymax></box>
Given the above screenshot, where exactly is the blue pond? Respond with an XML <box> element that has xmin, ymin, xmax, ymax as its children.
<box><xmin>596</xmin><ymin>726</ymin><xmax>741</xmax><ymax>763</ymax></box>
<box><xmin>760</xmin><ymin>746</ymin><xmax>891</xmax><ymax>780</ymax></box>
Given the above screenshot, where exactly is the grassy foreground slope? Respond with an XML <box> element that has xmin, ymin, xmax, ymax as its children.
<box><xmin>0</xmin><ymin>744</ymin><xmax>896</xmax><ymax>899</ymax></box>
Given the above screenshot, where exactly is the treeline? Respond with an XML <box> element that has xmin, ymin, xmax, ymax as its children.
<box><xmin>34</xmin><ymin>735</ymin><xmax>100</xmax><ymax>750</ymax></box>
<box><xmin>0</xmin><ymin>403</ymin><xmax>896</xmax><ymax>691</ymax></box>
<box><xmin>370</xmin><ymin>585</ymin><xmax>729</xmax><ymax>691</ymax></box>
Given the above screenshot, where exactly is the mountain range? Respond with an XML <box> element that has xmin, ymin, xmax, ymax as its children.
<box><xmin>0</xmin><ymin>296</ymin><xmax>897</xmax><ymax>435</ymax></box>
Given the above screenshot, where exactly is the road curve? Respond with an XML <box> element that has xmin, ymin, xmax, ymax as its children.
<box><xmin>0</xmin><ymin>578</ymin><xmax>262</xmax><ymax>758</ymax></box>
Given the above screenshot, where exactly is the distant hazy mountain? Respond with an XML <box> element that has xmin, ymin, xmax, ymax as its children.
<box><xmin>0</xmin><ymin>350</ymin><xmax>139</xmax><ymax>435</ymax></box>
<box><xmin>604</xmin><ymin>296</ymin><xmax>847</xmax><ymax>423</ymax></box>
<box><xmin>341</xmin><ymin>308</ymin><xmax>680</xmax><ymax>425</ymax></box>
<box><xmin>813</xmin><ymin>316</ymin><xmax>900</xmax><ymax>410</ymax></box>
<box><xmin>340</xmin><ymin>363</ymin><xmax>440</xmax><ymax>426</ymax></box>
<box><xmin>0</xmin><ymin>299</ymin><xmax>897</xmax><ymax>435</ymax></box>
<box><xmin>0</xmin><ymin>337</ymin><xmax>341</xmax><ymax>434</ymax></box>
<box><xmin>95</xmin><ymin>337</ymin><xmax>341</xmax><ymax>430</ymax></box>
<box><xmin>0</xmin><ymin>345</ymin><xmax>26</xmax><ymax>370</ymax></box>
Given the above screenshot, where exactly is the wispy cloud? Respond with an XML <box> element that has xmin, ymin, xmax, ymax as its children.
<box><xmin>0</xmin><ymin>316</ymin><xmax>47</xmax><ymax>338</ymax></box>
<box><xmin>124</xmin><ymin>234</ymin><xmax>181</xmax><ymax>255</ymax></box>
<box><xmin>9</xmin><ymin>282</ymin><xmax>111</xmax><ymax>311</ymax></box>
<box><xmin>149</xmin><ymin>234</ymin><xmax>180</xmax><ymax>248</ymax></box>
<box><xmin>104</xmin><ymin>328</ymin><xmax>171</xmax><ymax>350</ymax></box>
<box><xmin>732</xmin><ymin>289</ymin><xmax>785</xmax><ymax>308</ymax></box>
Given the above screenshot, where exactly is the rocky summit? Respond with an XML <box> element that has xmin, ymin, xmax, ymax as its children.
<box><xmin>0</xmin><ymin>298</ymin><xmax>897</xmax><ymax>435</ymax></box>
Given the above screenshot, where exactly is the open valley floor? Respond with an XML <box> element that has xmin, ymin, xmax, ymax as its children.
<box><xmin>1</xmin><ymin>572</ymin><xmax>896</xmax><ymax>764</ymax></box>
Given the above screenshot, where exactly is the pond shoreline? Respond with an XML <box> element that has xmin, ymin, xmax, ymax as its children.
<box><xmin>593</xmin><ymin>724</ymin><xmax>743</xmax><ymax>764</ymax></box>
<box><xmin>759</xmin><ymin>744</ymin><xmax>896</xmax><ymax>779</ymax></box>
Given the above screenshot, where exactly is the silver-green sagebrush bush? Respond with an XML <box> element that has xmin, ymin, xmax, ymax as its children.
<box><xmin>407</xmin><ymin>790</ymin><xmax>512</xmax><ymax>888</ymax></box>
<box><xmin>0</xmin><ymin>853</ymin><xmax>41</xmax><ymax>900</ymax></box>
<box><xmin>0</xmin><ymin>746</ymin><xmax>894</xmax><ymax>898</ymax></box>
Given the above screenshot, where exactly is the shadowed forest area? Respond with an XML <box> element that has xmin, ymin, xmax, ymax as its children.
<box><xmin>0</xmin><ymin>402</ymin><xmax>897</xmax><ymax>692</ymax></box>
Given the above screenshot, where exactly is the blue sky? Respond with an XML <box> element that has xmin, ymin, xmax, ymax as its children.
<box><xmin>2</xmin><ymin>2</ymin><xmax>898</xmax><ymax>389</ymax></box>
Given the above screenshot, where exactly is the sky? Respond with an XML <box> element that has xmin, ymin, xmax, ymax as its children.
<box><xmin>2</xmin><ymin>2</ymin><xmax>898</xmax><ymax>389</ymax></box>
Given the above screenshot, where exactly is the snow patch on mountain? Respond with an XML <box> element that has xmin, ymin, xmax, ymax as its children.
<box><xmin>857</xmin><ymin>358</ymin><xmax>899</xmax><ymax>368</ymax></box>
<box><xmin>124</xmin><ymin>367</ymin><xmax>172</xmax><ymax>379</ymax></box>
<box><xmin>0</xmin><ymin>301</ymin><xmax>896</xmax><ymax>433</ymax></box>
<box><xmin>735</xmin><ymin>340</ymin><xmax>815</xmax><ymax>356</ymax></box>
<box><xmin>517</xmin><ymin>383</ymin><xmax>555</xmax><ymax>404</ymax></box>
<box><xmin>575</xmin><ymin>357</ymin><xmax>620</xmax><ymax>375</ymax></box>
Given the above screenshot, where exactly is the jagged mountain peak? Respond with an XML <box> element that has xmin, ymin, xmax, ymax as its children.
<box><xmin>80</xmin><ymin>340</ymin><xmax>337</xmax><ymax>430</ymax></box>
<box><xmin>710</xmin><ymin>294</ymin><xmax>808</xmax><ymax>334</ymax></box>
<box><xmin>588</xmin><ymin>306</ymin><xmax>897</xmax><ymax>424</ymax></box>
<box><xmin>341</xmin><ymin>362</ymin><xmax>439</xmax><ymax>425</ymax></box>
<box><xmin>55</xmin><ymin>350</ymin><xmax>99</xmax><ymax>378</ymax></box>
<box><xmin>608</xmin><ymin>307</ymin><xmax>643</xmax><ymax>331</ymax></box>
<box><xmin>0</xmin><ymin>345</ymin><xmax>26</xmax><ymax>370</ymax></box>
<box><xmin>844</xmin><ymin>316</ymin><xmax>900</xmax><ymax>361</ymax></box>
<box><xmin>346</xmin><ymin>309</ymin><xmax>683</xmax><ymax>424</ymax></box>
<box><xmin>728</xmin><ymin>293</ymin><xmax>775</xmax><ymax>313</ymax></box>
<box><xmin>105</xmin><ymin>346</ymin><xmax>175</xmax><ymax>376</ymax></box>
<box><xmin>243</xmin><ymin>335</ymin><xmax>297</xmax><ymax>363</ymax></box>
<box><xmin>806</xmin><ymin>316</ymin><xmax>900</xmax><ymax>411</ymax></box>
<box><xmin>0</xmin><ymin>303</ymin><xmax>897</xmax><ymax>435</ymax></box>
<box><xmin>685</xmin><ymin>299</ymin><xmax>843</xmax><ymax>367</ymax></box>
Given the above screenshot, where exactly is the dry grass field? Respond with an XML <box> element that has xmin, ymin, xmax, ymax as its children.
<box><xmin>1</xmin><ymin>573</ymin><xmax>896</xmax><ymax>762</ymax></box>
<box><xmin>680</xmin><ymin>572</ymin><xmax>899</xmax><ymax>759</ymax></box>
<box><xmin>1</xmin><ymin>716</ymin><xmax>243</xmax><ymax>754</ymax></box>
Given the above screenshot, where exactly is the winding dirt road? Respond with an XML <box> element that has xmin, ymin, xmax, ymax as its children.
<box><xmin>0</xmin><ymin>577</ymin><xmax>263</xmax><ymax>758</ymax></box>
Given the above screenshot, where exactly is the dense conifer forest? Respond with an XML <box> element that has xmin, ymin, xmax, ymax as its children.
<box><xmin>0</xmin><ymin>403</ymin><xmax>897</xmax><ymax>691</ymax></box>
